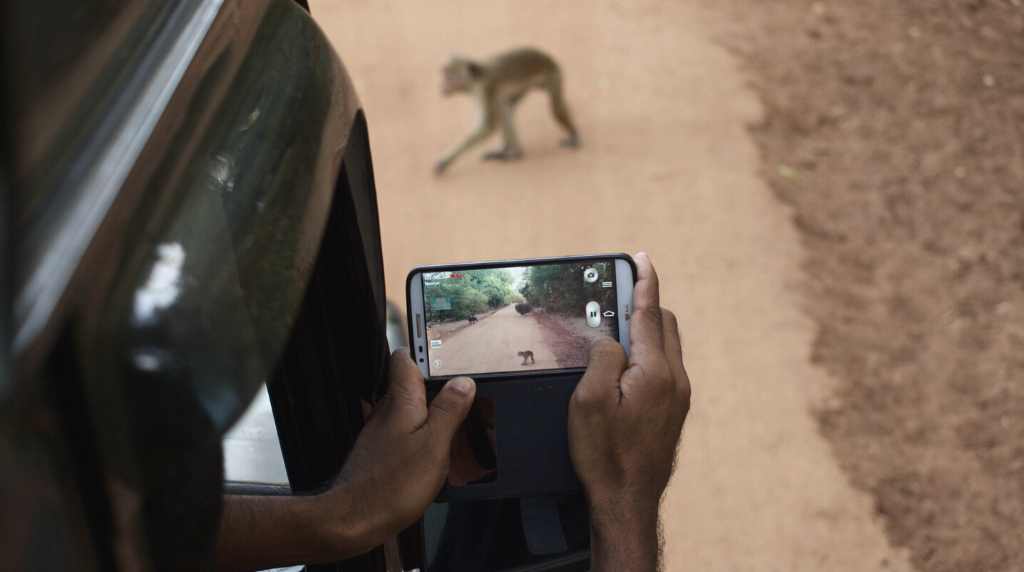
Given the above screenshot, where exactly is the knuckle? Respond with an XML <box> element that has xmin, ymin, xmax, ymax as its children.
<box><xmin>679</xmin><ymin>380</ymin><xmax>692</xmax><ymax>409</ymax></box>
<box><xmin>640</xmin><ymin>306</ymin><xmax>663</xmax><ymax>326</ymax></box>
<box><xmin>624</xmin><ymin>361</ymin><xmax>671</xmax><ymax>394</ymax></box>
<box><xmin>648</xmin><ymin>361</ymin><xmax>675</xmax><ymax>392</ymax></box>
<box><xmin>390</xmin><ymin>347</ymin><xmax>411</xmax><ymax>363</ymax></box>
<box><xmin>571</xmin><ymin>385</ymin><xmax>597</xmax><ymax>410</ymax></box>
<box><xmin>571</xmin><ymin>386</ymin><xmax>590</xmax><ymax>407</ymax></box>
<box><xmin>662</xmin><ymin>308</ymin><xmax>679</xmax><ymax>329</ymax></box>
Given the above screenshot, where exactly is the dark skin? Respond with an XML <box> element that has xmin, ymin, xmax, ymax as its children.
<box><xmin>570</xmin><ymin>252</ymin><xmax>691</xmax><ymax>570</ymax></box>
<box><xmin>216</xmin><ymin>252</ymin><xmax>690</xmax><ymax>571</ymax></box>
<box><xmin>216</xmin><ymin>362</ymin><xmax>477</xmax><ymax>570</ymax></box>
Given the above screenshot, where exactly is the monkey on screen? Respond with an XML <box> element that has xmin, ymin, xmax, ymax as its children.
<box><xmin>435</xmin><ymin>47</ymin><xmax>581</xmax><ymax>175</ymax></box>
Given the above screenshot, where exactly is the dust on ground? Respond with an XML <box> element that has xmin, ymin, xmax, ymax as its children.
<box><xmin>718</xmin><ymin>1</ymin><xmax>1024</xmax><ymax>570</ymax></box>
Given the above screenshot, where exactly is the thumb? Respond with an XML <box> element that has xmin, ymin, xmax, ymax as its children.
<box><xmin>574</xmin><ymin>338</ymin><xmax>627</xmax><ymax>411</ymax></box>
<box><xmin>427</xmin><ymin>377</ymin><xmax>476</xmax><ymax>442</ymax></box>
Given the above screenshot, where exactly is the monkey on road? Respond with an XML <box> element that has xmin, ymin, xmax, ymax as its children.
<box><xmin>435</xmin><ymin>47</ymin><xmax>581</xmax><ymax>175</ymax></box>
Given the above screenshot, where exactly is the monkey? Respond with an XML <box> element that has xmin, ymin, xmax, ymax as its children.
<box><xmin>517</xmin><ymin>350</ymin><xmax>536</xmax><ymax>366</ymax></box>
<box><xmin>467</xmin><ymin>315</ymin><xmax>478</xmax><ymax>323</ymax></box>
<box><xmin>435</xmin><ymin>47</ymin><xmax>581</xmax><ymax>175</ymax></box>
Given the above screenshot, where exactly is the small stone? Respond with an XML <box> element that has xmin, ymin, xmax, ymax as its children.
<box><xmin>778</xmin><ymin>164</ymin><xmax>798</xmax><ymax>179</ymax></box>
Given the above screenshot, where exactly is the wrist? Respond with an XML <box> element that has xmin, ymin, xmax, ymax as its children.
<box><xmin>587</xmin><ymin>486</ymin><xmax>661</xmax><ymax>527</ymax></box>
<box><xmin>590</xmin><ymin>500</ymin><xmax>659</xmax><ymax>540</ymax></box>
<box><xmin>588</xmin><ymin>493</ymin><xmax>662</xmax><ymax>572</ymax></box>
<box><xmin>310</xmin><ymin>487</ymin><xmax>381</xmax><ymax>560</ymax></box>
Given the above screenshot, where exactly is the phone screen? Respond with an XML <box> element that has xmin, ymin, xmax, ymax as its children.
<box><xmin>421</xmin><ymin>259</ymin><xmax>621</xmax><ymax>377</ymax></box>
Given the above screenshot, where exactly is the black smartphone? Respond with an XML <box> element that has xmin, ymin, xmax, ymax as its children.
<box><xmin>405</xmin><ymin>253</ymin><xmax>636</xmax><ymax>381</ymax></box>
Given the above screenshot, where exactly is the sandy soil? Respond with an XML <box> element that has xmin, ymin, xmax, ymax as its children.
<box><xmin>717</xmin><ymin>1</ymin><xmax>1024</xmax><ymax>570</ymax></box>
<box><xmin>311</xmin><ymin>0</ymin><xmax>912</xmax><ymax>569</ymax></box>
<box><xmin>429</xmin><ymin>304</ymin><xmax>558</xmax><ymax>375</ymax></box>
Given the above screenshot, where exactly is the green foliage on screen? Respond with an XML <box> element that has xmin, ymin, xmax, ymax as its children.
<box><xmin>425</xmin><ymin>269</ymin><xmax>522</xmax><ymax>322</ymax></box>
<box><xmin>521</xmin><ymin>262</ymin><xmax>608</xmax><ymax>315</ymax></box>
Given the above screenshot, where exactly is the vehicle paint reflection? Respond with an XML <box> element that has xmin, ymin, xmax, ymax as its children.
<box><xmin>133</xmin><ymin>242</ymin><xmax>185</xmax><ymax>324</ymax></box>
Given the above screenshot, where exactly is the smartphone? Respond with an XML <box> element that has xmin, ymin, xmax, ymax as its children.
<box><xmin>406</xmin><ymin>254</ymin><xmax>635</xmax><ymax>380</ymax></box>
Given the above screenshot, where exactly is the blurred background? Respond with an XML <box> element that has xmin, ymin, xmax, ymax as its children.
<box><xmin>299</xmin><ymin>1</ymin><xmax>1021</xmax><ymax>571</ymax></box>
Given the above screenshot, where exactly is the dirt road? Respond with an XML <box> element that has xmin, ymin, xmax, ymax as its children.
<box><xmin>312</xmin><ymin>1</ymin><xmax>911</xmax><ymax>569</ymax></box>
<box><xmin>430</xmin><ymin>304</ymin><xmax>557</xmax><ymax>375</ymax></box>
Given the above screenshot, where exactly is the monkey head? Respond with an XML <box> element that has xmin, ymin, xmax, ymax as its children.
<box><xmin>441</xmin><ymin>56</ymin><xmax>485</xmax><ymax>96</ymax></box>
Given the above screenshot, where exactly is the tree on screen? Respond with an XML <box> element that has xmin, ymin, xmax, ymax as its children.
<box><xmin>425</xmin><ymin>269</ymin><xmax>520</xmax><ymax>322</ymax></box>
<box><xmin>520</xmin><ymin>263</ymin><xmax>593</xmax><ymax>316</ymax></box>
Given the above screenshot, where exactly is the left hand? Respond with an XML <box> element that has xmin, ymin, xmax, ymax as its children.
<box><xmin>318</xmin><ymin>350</ymin><xmax>476</xmax><ymax>554</ymax></box>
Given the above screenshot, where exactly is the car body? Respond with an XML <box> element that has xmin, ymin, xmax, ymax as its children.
<box><xmin>3</xmin><ymin>1</ymin><xmax>389</xmax><ymax>569</ymax></box>
<box><xmin>2</xmin><ymin>2</ymin><xmax>591</xmax><ymax>570</ymax></box>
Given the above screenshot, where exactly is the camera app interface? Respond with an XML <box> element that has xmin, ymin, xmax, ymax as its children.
<box><xmin>422</xmin><ymin>260</ymin><xmax>620</xmax><ymax>377</ymax></box>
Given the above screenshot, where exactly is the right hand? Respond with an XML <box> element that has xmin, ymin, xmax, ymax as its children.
<box><xmin>568</xmin><ymin>253</ymin><xmax>691</xmax><ymax>568</ymax></box>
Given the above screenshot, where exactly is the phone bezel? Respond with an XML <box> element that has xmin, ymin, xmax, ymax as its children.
<box><xmin>405</xmin><ymin>253</ymin><xmax>636</xmax><ymax>381</ymax></box>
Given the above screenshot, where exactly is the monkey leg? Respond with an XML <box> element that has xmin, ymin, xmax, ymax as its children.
<box><xmin>482</xmin><ymin>100</ymin><xmax>525</xmax><ymax>161</ymax></box>
<box><xmin>546</xmin><ymin>76</ymin><xmax>581</xmax><ymax>148</ymax></box>
<box><xmin>436</xmin><ymin>118</ymin><xmax>496</xmax><ymax>174</ymax></box>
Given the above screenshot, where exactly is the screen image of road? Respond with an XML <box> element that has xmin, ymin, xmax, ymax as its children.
<box><xmin>422</xmin><ymin>260</ymin><xmax>620</xmax><ymax>377</ymax></box>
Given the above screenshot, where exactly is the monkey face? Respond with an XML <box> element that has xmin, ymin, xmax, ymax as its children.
<box><xmin>441</xmin><ymin>57</ymin><xmax>484</xmax><ymax>96</ymax></box>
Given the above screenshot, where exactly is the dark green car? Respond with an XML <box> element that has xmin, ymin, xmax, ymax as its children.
<box><xmin>2</xmin><ymin>1</ymin><xmax>589</xmax><ymax>570</ymax></box>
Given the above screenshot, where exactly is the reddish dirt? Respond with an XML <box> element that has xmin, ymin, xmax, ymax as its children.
<box><xmin>718</xmin><ymin>1</ymin><xmax>1024</xmax><ymax>570</ymax></box>
<box><xmin>532</xmin><ymin>312</ymin><xmax>589</xmax><ymax>369</ymax></box>
<box><xmin>314</xmin><ymin>0</ymin><xmax>915</xmax><ymax>568</ymax></box>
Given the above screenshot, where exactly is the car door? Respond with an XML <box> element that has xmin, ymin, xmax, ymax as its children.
<box><xmin>3</xmin><ymin>0</ymin><xmax>391</xmax><ymax>569</ymax></box>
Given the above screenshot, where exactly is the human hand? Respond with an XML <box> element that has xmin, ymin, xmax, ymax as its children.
<box><xmin>568</xmin><ymin>252</ymin><xmax>691</xmax><ymax>570</ymax></box>
<box><xmin>319</xmin><ymin>350</ymin><xmax>475</xmax><ymax>554</ymax></box>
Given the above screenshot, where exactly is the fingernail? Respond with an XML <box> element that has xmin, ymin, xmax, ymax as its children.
<box><xmin>636</xmin><ymin>251</ymin><xmax>648</xmax><ymax>260</ymax></box>
<box><xmin>448</xmin><ymin>377</ymin><xmax>474</xmax><ymax>395</ymax></box>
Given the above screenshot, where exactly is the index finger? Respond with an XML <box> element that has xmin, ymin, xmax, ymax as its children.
<box><xmin>386</xmin><ymin>349</ymin><xmax>428</xmax><ymax>417</ymax></box>
<box><xmin>629</xmin><ymin>252</ymin><xmax>664</xmax><ymax>364</ymax></box>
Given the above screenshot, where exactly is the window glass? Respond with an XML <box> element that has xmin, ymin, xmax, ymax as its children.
<box><xmin>223</xmin><ymin>384</ymin><xmax>288</xmax><ymax>485</ymax></box>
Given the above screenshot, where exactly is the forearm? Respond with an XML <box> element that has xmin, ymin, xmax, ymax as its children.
<box><xmin>589</xmin><ymin>501</ymin><xmax>662</xmax><ymax>572</ymax></box>
<box><xmin>214</xmin><ymin>493</ymin><xmax>370</xmax><ymax>571</ymax></box>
